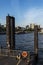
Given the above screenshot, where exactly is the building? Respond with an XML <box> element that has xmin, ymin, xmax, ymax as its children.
<box><xmin>26</xmin><ymin>25</ymin><xmax>29</xmax><ymax>29</ymax></box>
<box><xmin>30</xmin><ymin>24</ymin><xmax>35</xmax><ymax>29</ymax></box>
<box><xmin>37</xmin><ymin>25</ymin><xmax>40</xmax><ymax>29</ymax></box>
<box><xmin>4</xmin><ymin>24</ymin><xmax>6</xmax><ymax>28</ymax></box>
<box><xmin>17</xmin><ymin>26</ymin><xmax>21</xmax><ymax>30</ymax></box>
<box><xmin>6</xmin><ymin>14</ymin><xmax>15</xmax><ymax>49</ymax></box>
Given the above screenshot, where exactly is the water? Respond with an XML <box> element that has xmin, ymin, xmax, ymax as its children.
<box><xmin>0</xmin><ymin>32</ymin><xmax>43</xmax><ymax>64</ymax></box>
<box><xmin>0</xmin><ymin>32</ymin><xmax>43</xmax><ymax>52</ymax></box>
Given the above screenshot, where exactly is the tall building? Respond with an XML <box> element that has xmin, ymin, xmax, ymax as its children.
<box><xmin>30</xmin><ymin>24</ymin><xmax>35</xmax><ymax>29</ymax></box>
<box><xmin>4</xmin><ymin>24</ymin><xmax>6</xmax><ymax>28</ymax></box>
<box><xmin>6</xmin><ymin>14</ymin><xmax>15</xmax><ymax>49</ymax></box>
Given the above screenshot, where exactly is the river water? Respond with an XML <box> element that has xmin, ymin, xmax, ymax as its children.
<box><xmin>0</xmin><ymin>32</ymin><xmax>43</xmax><ymax>52</ymax></box>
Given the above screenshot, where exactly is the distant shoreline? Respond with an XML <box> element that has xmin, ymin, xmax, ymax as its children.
<box><xmin>0</xmin><ymin>31</ymin><xmax>33</xmax><ymax>35</ymax></box>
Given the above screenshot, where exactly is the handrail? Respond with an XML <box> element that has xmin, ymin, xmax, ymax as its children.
<box><xmin>0</xmin><ymin>48</ymin><xmax>31</xmax><ymax>57</ymax></box>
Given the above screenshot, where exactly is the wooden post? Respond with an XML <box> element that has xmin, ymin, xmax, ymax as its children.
<box><xmin>34</xmin><ymin>25</ymin><xmax>38</xmax><ymax>64</ymax></box>
<box><xmin>6</xmin><ymin>15</ymin><xmax>15</xmax><ymax>50</ymax></box>
<box><xmin>34</xmin><ymin>25</ymin><xmax>38</xmax><ymax>55</ymax></box>
<box><xmin>10</xmin><ymin>17</ymin><xmax>15</xmax><ymax>49</ymax></box>
<box><xmin>6</xmin><ymin>15</ymin><xmax>11</xmax><ymax>49</ymax></box>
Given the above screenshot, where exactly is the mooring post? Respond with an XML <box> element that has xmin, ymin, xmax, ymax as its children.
<box><xmin>6</xmin><ymin>15</ymin><xmax>11</xmax><ymax>49</ymax></box>
<box><xmin>34</xmin><ymin>25</ymin><xmax>38</xmax><ymax>60</ymax></box>
<box><xmin>10</xmin><ymin>16</ymin><xmax>15</xmax><ymax>49</ymax></box>
<box><xmin>6</xmin><ymin>15</ymin><xmax>15</xmax><ymax>50</ymax></box>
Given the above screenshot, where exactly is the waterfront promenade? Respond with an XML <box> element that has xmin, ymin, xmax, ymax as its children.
<box><xmin>0</xmin><ymin>56</ymin><xmax>29</xmax><ymax>65</ymax></box>
<box><xmin>0</xmin><ymin>49</ymin><xmax>30</xmax><ymax>65</ymax></box>
<box><xmin>0</xmin><ymin>48</ymin><xmax>43</xmax><ymax>65</ymax></box>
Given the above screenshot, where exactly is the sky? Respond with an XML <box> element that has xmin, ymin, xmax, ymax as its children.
<box><xmin>0</xmin><ymin>0</ymin><xmax>43</xmax><ymax>27</ymax></box>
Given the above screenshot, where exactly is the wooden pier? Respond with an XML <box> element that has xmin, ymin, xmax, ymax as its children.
<box><xmin>0</xmin><ymin>15</ymin><xmax>43</xmax><ymax>65</ymax></box>
<box><xmin>0</xmin><ymin>48</ymin><xmax>43</xmax><ymax>65</ymax></box>
<box><xmin>0</xmin><ymin>49</ymin><xmax>30</xmax><ymax>65</ymax></box>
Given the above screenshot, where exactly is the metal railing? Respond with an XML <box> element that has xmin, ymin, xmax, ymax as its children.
<box><xmin>0</xmin><ymin>48</ymin><xmax>31</xmax><ymax>59</ymax></box>
<box><xmin>0</xmin><ymin>48</ymin><xmax>23</xmax><ymax>57</ymax></box>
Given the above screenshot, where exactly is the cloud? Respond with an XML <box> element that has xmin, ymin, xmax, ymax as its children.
<box><xmin>23</xmin><ymin>8</ymin><xmax>43</xmax><ymax>27</ymax></box>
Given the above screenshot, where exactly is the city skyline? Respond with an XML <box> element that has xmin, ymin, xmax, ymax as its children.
<box><xmin>0</xmin><ymin>0</ymin><xmax>43</xmax><ymax>27</ymax></box>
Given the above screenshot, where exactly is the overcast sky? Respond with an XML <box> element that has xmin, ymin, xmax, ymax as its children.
<box><xmin>0</xmin><ymin>0</ymin><xmax>43</xmax><ymax>27</ymax></box>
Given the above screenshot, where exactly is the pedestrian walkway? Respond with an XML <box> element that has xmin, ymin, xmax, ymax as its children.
<box><xmin>0</xmin><ymin>49</ymin><xmax>30</xmax><ymax>65</ymax></box>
